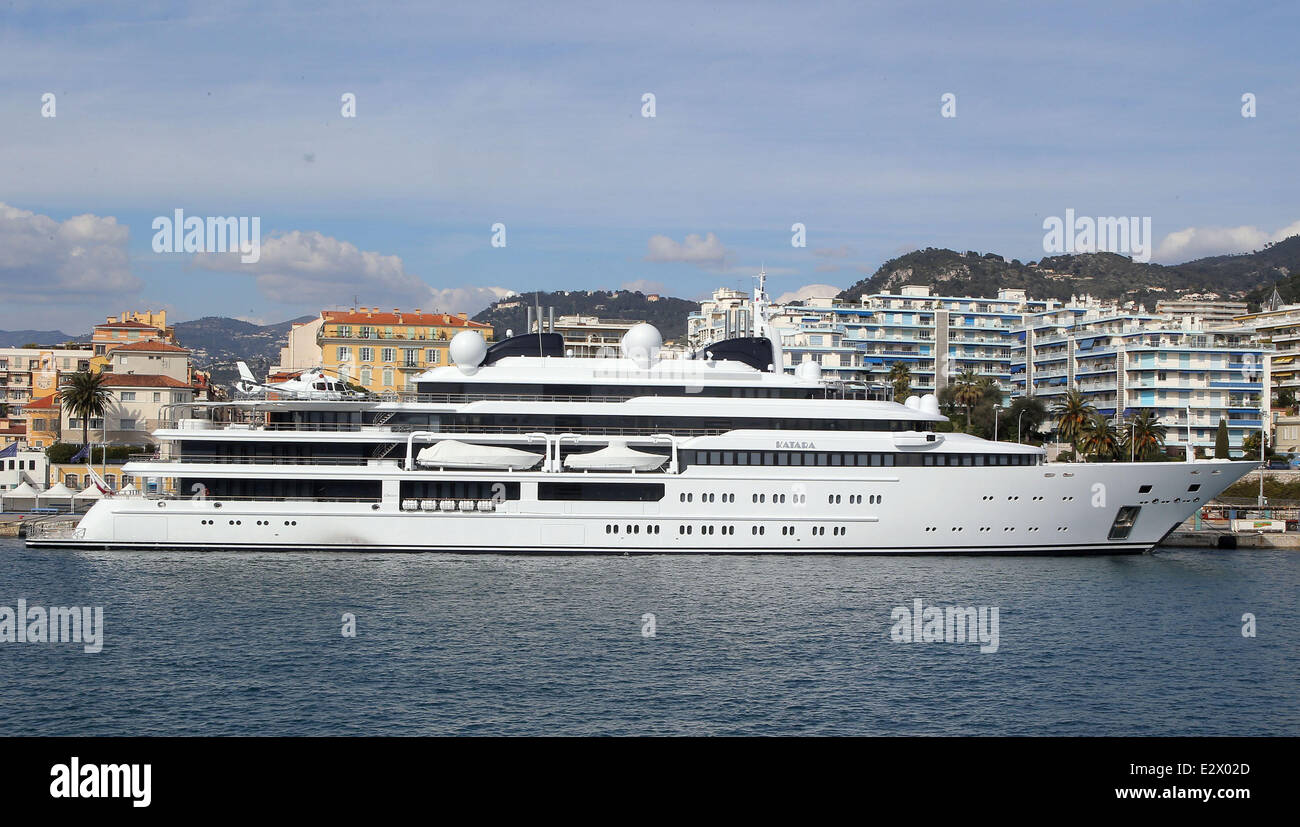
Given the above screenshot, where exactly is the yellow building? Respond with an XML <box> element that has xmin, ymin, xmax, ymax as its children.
<box><xmin>90</xmin><ymin>310</ymin><xmax>176</xmax><ymax>372</ymax></box>
<box><xmin>319</xmin><ymin>307</ymin><xmax>494</xmax><ymax>394</ymax></box>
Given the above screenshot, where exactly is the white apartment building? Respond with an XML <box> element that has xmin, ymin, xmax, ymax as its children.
<box><xmin>690</xmin><ymin>285</ymin><xmax>1059</xmax><ymax>396</ymax></box>
<box><xmin>0</xmin><ymin>448</ymin><xmax>46</xmax><ymax>492</ymax></box>
<box><xmin>270</xmin><ymin>317</ymin><xmax>325</xmax><ymax>378</ymax></box>
<box><xmin>61</xmin><ymin>341</ymin><xmax>197</xmax><ymax>445</ymax></box>
<box><xmin>1011</xmin><ymin>311</ymin><xmax>1268</xmax><ymax>455</ymax></box>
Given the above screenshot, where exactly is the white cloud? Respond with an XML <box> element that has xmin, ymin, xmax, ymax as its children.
<box><xmin>1154</xmin><ymin>220</ymin><xmax>1300</xmax><ymax>263</ymax></box>
<box><xmin>0</xmin><ymin>202</ymin><xmax>141</xmax><ymax>305</ymax></box>
<box><xmin>644</xmin><ymin>232</ymin><xmax>728</xmax><ymax>266</ymax></box>
<box><xmin>192</xmin><ymin>229</ymin><xmax>513</xmax><ymax>315</ymax></box>
<box><xmin>774</xmin><ymin>283</ymin><xmax>843</xmax><ymax>304</ymax></box>
<box><xmin>427</xmin><ymin>286</ymin><xmax>517</xmax><ymax>316</ymax></box>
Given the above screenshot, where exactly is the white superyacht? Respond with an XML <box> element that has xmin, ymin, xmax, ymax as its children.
<box><xmin>27</xmin><ymin>293</ymin><xmax>1253</xmax><ymax>554</ymax></box>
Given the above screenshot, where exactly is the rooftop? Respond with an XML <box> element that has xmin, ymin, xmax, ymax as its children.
<box><xmin>107</xmin><ymin>341</ymin><xmax>191</xmax><ymax>354</ymax></box>
<box><xmin>98</xmin><ymin>374</ymin><xmax>193</xmax><ymax>388</ymax></box>
<box><xmin>322</xmin><ymin>308</ymin><xmax>491</xmax><ymax>328</ymax></box>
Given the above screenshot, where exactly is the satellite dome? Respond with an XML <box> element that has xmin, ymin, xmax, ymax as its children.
<box><xmin>620</xmin><ymin>323</ymin><xmax>662</xmax><ymax>369</ymax></box>
<box><xmin>920</xmin><ymin>393</ymin><xmax>940</xmax><ymax>416</ymax></box>
<box><xmin>795</xmin><ymin>360</ymin><xmax>822</xmax><ymax>381</ymax></box>
<box><xmin>449</xmin><ymin>330</ymin><xmax>488</xmax><ymax>375</ymax></box>
<box><xmin>904</xmin><ymin>395</ymin><xmax>921</xmax><ymax>410</ymax></box>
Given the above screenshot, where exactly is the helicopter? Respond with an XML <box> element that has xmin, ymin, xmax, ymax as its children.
<box><xmin>233</xmin><ymin>362</ymin><xmax>365</xmax><ymax>400</ymax></box>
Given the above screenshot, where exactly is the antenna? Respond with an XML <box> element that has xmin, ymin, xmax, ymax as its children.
<box><xmin>535</xmin><ymin>293</ymin><xmax>544</xmax><ymax>357</ymax></box>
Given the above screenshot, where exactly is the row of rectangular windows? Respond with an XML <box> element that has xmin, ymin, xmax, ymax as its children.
<box><xmin>680</xmin><ymin>451</ymin><xmax>1041</xmax><ymax>467</ymax></box>
<box><xmin>331</xmin><ymin>327</ymin><xmax>452</xmax><ymax>340</ymax></box>
<box><xmin>335</xmin><ymin>346</ymin><xmax>443</xmax><ymax>365</ymax></box>
<box><xmin>604</xmin><ymin>524</ymin><xmax>848</xmax><ymax>537</ymax></box>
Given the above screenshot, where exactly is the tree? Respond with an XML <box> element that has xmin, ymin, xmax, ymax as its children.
<box><xmin>1278</xmin><ymin>388</ymin><xmax>1296</xmax><ymax>409</ymax></box>
<box><xmin>951</xmin><ymin>369</ymin><xmax>984</xmax><ymax>433</ymax></box>
<box><xmin>1078</xmin><ymin>413</ymin><xmax>1121</xmax><ymax>462</ymax></box>
<box><xmin>1243</xmin><ymin>430</ymin><xmax>1273</xmax><ymax>458</ymax></box>
<box><xmin>1125</xmin><ymin>409</ymin><xmax>1167</xmax><ymax>461</ymax></box>
<box><xmin>58</xmin><ymin>371</ymin><xmax>112</xmax><ymax>447</ymax></box>
<box><xmin>1052</xmin><ymin>388</ymin><xmax>1096</xmax><ymax>451</ymax></box>
<box><xmin>1003</xmin><ymin>396</ymin><xmax>1047</xmax><ymax>443</ymax></box>
<box><xmin>1214</xmin><ymin>418</ymin><xmax>1230</xmax><ymax>459</ymax></box>
<box><xmin>962</xmin><ymin>377</ymin><xmax>1005</xmax><ymax>439</ymax></box>
<box><xmin>888</xmin><ymin>362</ymin><xmax>911</xmax><ymax>402</ymax></box>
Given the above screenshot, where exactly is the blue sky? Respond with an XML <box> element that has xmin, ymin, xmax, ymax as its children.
<box><xmin>2</xmin><ymin>0</ymin><xmax>1298</xmax><ymax>331</ymax></box>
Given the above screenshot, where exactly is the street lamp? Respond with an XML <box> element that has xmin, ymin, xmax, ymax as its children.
<box><xmin>1017</xmin><ymin>410</ymin><xmax>1027</xmax><ymax>444</ymax></box>
<box><xmin>993</xmin><ymin>404</ymin><xmax>1001</xmax><ymax>442</ymax></box>
<box><xmin>1259</xmin><ymin>405</ymin><xmax>1267</xmax><ymax>510</ymax></box>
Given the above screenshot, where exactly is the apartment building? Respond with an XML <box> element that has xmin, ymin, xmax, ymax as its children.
<box><xmin>60</xmin><ymin>341</ymin><xmax>196</xmax><ymax>445</ymax></box>
<box><xmin>1011</xmin><ymin>311</ymin><xmax>1268</xmax><ymax>454</ymax></box>
<box><xmin>318</xmin><ymin>307</ymin><xmax>494</xmax><ymax>394</ymax></box>
<box><xmin>692</xmin><ymin>285</ymin><xmax>1058</xmax><ymax>395</ymax></box>
<box><xmin>0</xmin><ymin>446</ymin><xmax>46</xmax><ymax>493</ymax></box>
<box><xmin>1155</xmin><ymin>298</ymin><xmax>1250</xmax><ymax>327</ymax></box>
<box><xmin>269</xmin><ymin>317</ymin><xmax>325</xmax><ymax>379</ymax></box>
<box><xmin>687</xmin><ymin>288</ymin><xmax>753</xmax><ymax>350</ymax></box>
<box><xmin>1232</xmin><ymin>304</ymin><xmax>1300</xmax><ymax>402</ymax></box>
<box><xmin>89</xmin><ymin>309</ymin><xmax>176</xmax><ymax>369</ymax></box>
<box><xmin>0</xmin><ymin>345</ymin><xmax>95</xmax><ymax>446</ymax></box>
<box><xmin>544</xmin><ymin>315</ymin><xmax>644</xmax><ymax>358</ymax></box>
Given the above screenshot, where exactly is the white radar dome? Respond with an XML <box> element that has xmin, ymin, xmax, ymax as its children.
<box><xmin>795</xmin><ymin>360</ymin><xmax>822</xmax><ymax>382</ymax></box>
<box><xmin>904</xmin><ymin>395</ymin><xmax>921</xmax><ymax>410</ymax></box>
<box><xmin>919</xmin><ymin>393</ymin><xmax>940</xmax><ymax>416</ymax></box>
<box><xmin>449</xmin><ymin>330</ymin><xmax>488</xmax><ymax>375</ymax></box>
<box><xmin>620</xmin><ymin>323</ymin><xmax>663</xmax><ymax>369</ymax></box>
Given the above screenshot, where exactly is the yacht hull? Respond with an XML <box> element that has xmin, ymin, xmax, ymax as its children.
<box><xmin>26</xmin><ymin>460</ymin><xmax>1253</xmax><ymax>554</ymax></box>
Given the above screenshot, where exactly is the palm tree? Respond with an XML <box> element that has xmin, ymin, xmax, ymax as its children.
<box><xmin>1078</xmin><ymin>413</ymin><xmax>1121</xmax><ymax>462</ymax></box>
<box><xmin>888</xmin><ymin>362</ymin><xmax>911</xmax><ymax>402</ymax></box>
<box><xmin>951</xmin><ymin>369</ymin><xmax>984</xmax><ymax>433</ymax></box>
<box><xmin>58</xmin><ymin>371</ymin><xmax>112</xmax><ymax>448</ymax></box>
<box><xmin>1126</xmin><ymin>409</ymin><xmax>1167</xmax><ymax>461</ymax></box>
<box><xmin>1052</xmin><ymin>388</ymin><xmax>1096</xmax><ymax>452</ymax></box>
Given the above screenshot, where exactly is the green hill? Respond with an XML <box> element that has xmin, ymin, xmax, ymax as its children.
<box><xmin>839</xmin><ymin>235</ymin><xmax>1300</xmax><ymax>309</ymax></box>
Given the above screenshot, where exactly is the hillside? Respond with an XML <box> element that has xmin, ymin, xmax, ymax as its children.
<box><xmin>472</xmin><ymin>290</ymin><xmax>700</xmax><ymax>342</ymax></box>
<box><xmin>839</xmin><ymin>235</ymin><xmax>1300</xmax><ymax>308</ymax></box>
<box><xmin>0</xmin><ymin>329</ymin><xmax>78</xmax><ymax>347</ymax></box>
<box><xmin>172</xmin><ymin>315</ymin><xmax>315</xmax><ymax>388</ymax></box>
